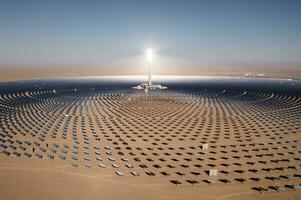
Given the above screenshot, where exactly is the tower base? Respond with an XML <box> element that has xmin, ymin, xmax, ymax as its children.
<box><xmin>132</xmin><ymin>83</ymin><xmax>167</xmax><ymax>90</ymax></box>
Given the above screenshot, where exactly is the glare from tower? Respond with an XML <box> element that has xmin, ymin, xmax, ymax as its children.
<box><xmin>132</xmin><ymin>47</ymin><xmax>167</xmax><ymax>90</ymax></box>
<box><xmin>147</xmin><ymin>48</ymin><xmax>153</xmax><ymax>63</ymax></box>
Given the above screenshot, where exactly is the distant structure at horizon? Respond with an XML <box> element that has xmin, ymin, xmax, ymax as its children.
<box><xmin>133</xmin><ymin>48</ymin><xmax>167</xmax><ymax>90</ymax></box>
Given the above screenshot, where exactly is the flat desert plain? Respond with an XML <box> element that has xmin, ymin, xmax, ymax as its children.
<box><xmin>0</xmin><ymin>85</ymin><xmax>300</xmax><ymax>200</ymax></box>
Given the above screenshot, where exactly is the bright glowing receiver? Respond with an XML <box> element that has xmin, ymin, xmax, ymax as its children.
<box><xmin>132</xmin><ymin>47</ymin><xmax>167</xmax><ymax>90</ymax></box>
<box><xmin>147</xmin><ymin>48</ymin><xmax>153</xmax><ymax>62</ymax></box>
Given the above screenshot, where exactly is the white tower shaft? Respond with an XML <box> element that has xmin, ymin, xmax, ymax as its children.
<box><xmin>132</xmin><ymin>48</ymin><xmax>167</xmax><ymax>90</ymax></box>
<box><xmin>148</xmin><ymin>61</ymin><xmax>152</xmax><ymax>85</ymax></box>
<box><xmin>147</xmin><ymin>48</ymin><xmax>153</xmax><ymax>86</ymax></box>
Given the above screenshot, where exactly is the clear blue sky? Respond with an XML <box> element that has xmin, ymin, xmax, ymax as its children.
<box><xmin>0</xmin><ymin>0</ymin><xmax>300</xmax><ymax>70</ymax></box>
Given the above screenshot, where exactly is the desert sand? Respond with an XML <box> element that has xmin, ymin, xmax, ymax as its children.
<box><xmin>0</xmin><ymin>83</ymin><xmax>300</xmax><ymax>200</ymax></box>
<box><xmin>0</xmin><ymin>66</ymin><xmax>300</xmax><ymax>82</ymax></box>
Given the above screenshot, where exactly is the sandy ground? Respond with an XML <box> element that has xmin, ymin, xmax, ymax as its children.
<box><xmin>0</xmin><ymin>157</ymin><xmax>300</xmax><ymax>200</ymax></box>
<box><xmin>0</xmin><ymin>67</ymin><xmax>300</xmax><ymax>82</ymax></box>
<box><xmin>0</xmin><ymin>87</ymin><xmax>300</xmax><ymax>200</ymax></box>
